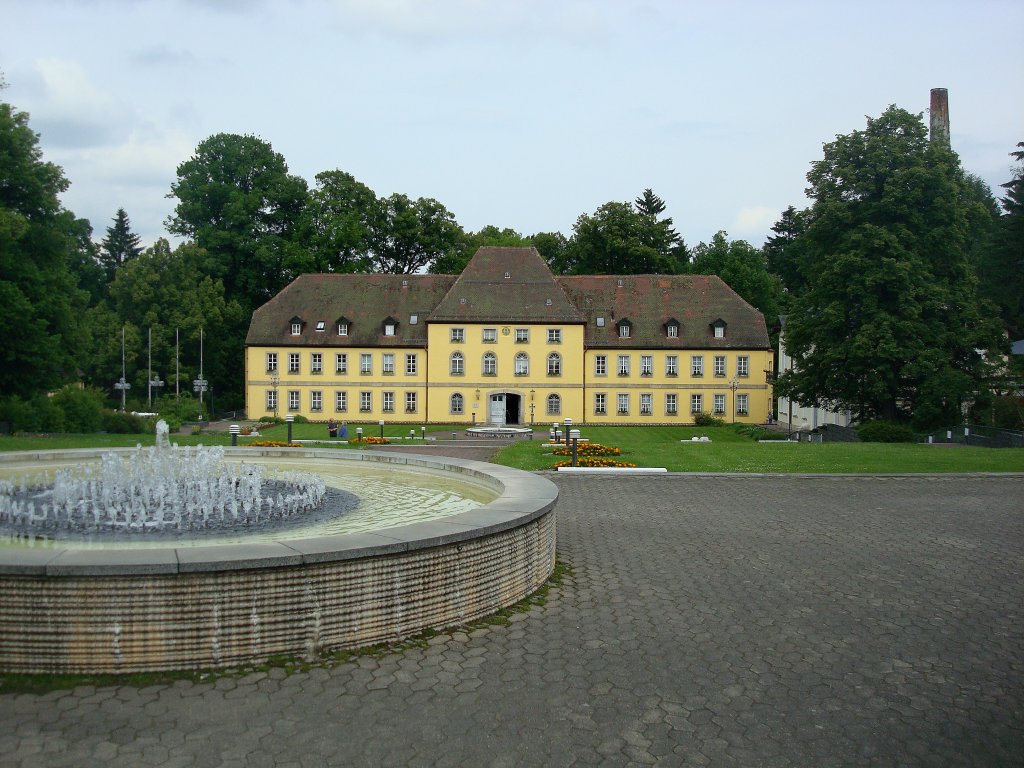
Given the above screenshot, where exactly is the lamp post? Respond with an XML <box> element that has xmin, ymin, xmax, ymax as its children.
<box><xmin>193</xmin><ymin>328</ymin><xmax>207</xmax><ymax>421</ymax></box>
<box><xmin>529</xmin><ymin>389</ymin><xmax>535</xmax><ymax>426</ymax></box>
<box><xmin>270</xmin><ymin>373</ymin><xmax>280</xmax><ymax>417</ymax></box>
<box><xmin>114</xmin><ymin>325</ymin><xmax>131</xmax><ymax>412</ymax></box>
<box><xmin>729</xmin><ymin>378</ymin><xmax>739</xmax><ymax>424</ymax></box>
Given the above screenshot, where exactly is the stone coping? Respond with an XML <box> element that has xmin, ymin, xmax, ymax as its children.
<box><xmin>0</xmin><ymin>448</ymin><xmax>557</xmax><ymax>577</ymax></box>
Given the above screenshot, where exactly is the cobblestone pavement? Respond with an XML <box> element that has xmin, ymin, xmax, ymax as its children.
<box><xmin>2</xmin><ymin>474</ymin><xmax>1022</xmax><ymax>767</ymax></box>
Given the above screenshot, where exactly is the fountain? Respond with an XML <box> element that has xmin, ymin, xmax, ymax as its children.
<box><xmin>0</xmin><ymin>422</ymin><xmax>558</xmax><ymax>674</ymax></box>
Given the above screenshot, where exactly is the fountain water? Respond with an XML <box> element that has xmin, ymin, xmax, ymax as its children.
<box><xmin>0</xmin><ymin>420</ymin><xmax>328</xmax><ymax>538</ymax></box>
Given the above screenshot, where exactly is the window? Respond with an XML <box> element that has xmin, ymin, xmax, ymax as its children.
<box><xmin>483</xmin><ymin>328</ymin><xmax>497</xmax><ymax>343</ymax></box>
<box><xmin>594</xmin><ymin>393</ymin><xmax>607</xmax><ymax>415</ymax></box>
<box><xmin>617</xmin><ymin>355</ymin><xmax>630</xmax><ymax>376</ymax></box>
<box><xmin>515</xmin><ymin>352</ymin><xmax>529</xmax><ymax>375</ymax></box>
<box><xmin>360</xmin><ymin>391</ymin><xmax>371</xmax><ymax>412</ymax></box>
<box><xmin>546</xmin><ymin>394</ymin><xmax>561</xmax><ymax>416</ymax></box>
<box><xmin>450</xmin><ymin>327</ymin><xmax>465</xmax><ymax>343</ymax></box>
<box><xmin>315</xmin><ymin>321</ymin><xmax>326</xmax><ymax>332</ymax></box>
<box><xmin>384</xmin><ymin>322</ymin><xmax>395</xmax><ymax>337</ymax></box>
<box><xmin>338</xmin><ymin>322</ymin><xmax>349</xmax><ymax>336</ymax></box>
<box><xmin>383</xmin><ymin>353</ymin><xmax>395</xmax><ymax>375</ymax></box>
<box><xmin>596</xmin><ymin>316</ymin><xmax>605</xmax><ymax>328</ymax></box>
<box><xmin>617</xmin><ymin>394</ymin><xmax>630</xmax><ymax>415</ymax></box>
<box><xmin>405</xmin><ymin>392</ymin><xmax>417</xmax><ymax>413</ymax></box>
<box><xmin>641</xmin><ymin>355</ymin><xmax>653</xmax><ymax>376</ymax></box>
<box><xmin>714</xmin><ymin>325</ymin><xmax>725</xmax><ymax>338</ymax></box>
<box><xmin>547</xmin><ymin>352</ymin><xmax>561</xmax><ymax>376</ymax></box>
<box><xmin>405</xmin><ymin>354</ymin><xmax>417</xmax><ymax>375</ymax></box>
<box><xmin>665</xmin><ymin>393</ymin><xmax>678</xmax><ymax>415</ymax></box>
<box><xmin>714</xmin><ymin>355</ymin><xmax>726</xmax><ymax>377</ymax></box>
<box><xmin>450</xmin><ymin>393</ymin><xmax>464</xmax><ymax>414</ymax></box>
<box><xmin>714</xmin><ymin>393</ymin><xmax>726</xmax><ymax>415</ymax></box>
<box><xmin>409</xmin><ymin>314</ymin><xmax>418</xmax><ymax>325</ymax></box>
<box><xmin>360</xmin><ymin>354</ymin><xmax>372</xmax><ymax>375</ymax></box>
<box><xmin>266</xmin><ymin>352</ymin><xmax>278</xmax><ymax>373</ymax></box>
<box><xmin>288</xmin><ymin>390</ymin><xmax>300</xmax><ymax>411</ymax></box>
<box><xmin>547</xmin><ymin>328</ymin><xmax>561</xmax><ymax>344</ymax></box>
<box><xmin>450</xmin><ymin>352</ymin><xmax>464</xmax><ymax>375</ymax></box>
<box><xmin>691</xmin><ymin>393</ymin><xmax>703</xmax><ymax>414</ymax></box>
<box><xmin>483</xmin><ymin>351</ymin><xmax>496</xmax><ymax>376</ymax></box>
<box><xmin>736</xmin><ymin>393</ymin><xmax>749</xmax><ymax>415</ymax></box>
<box><xmin>382</xmin><ymin>391</ymin><xmax>394</xmax><ymax>413</ymax></box>
<box><xmin>335</xmin><ymin>391</ymin><xmax>347</xmax><ymax>412</ymax></box>
<box><xmin>335</xmin><ymin>353</ymin><xmax>348</xmax><ymax>374</ymax></box>
<box><xmin>311</xmin><ymin>353</ymin><xmax>323</xmax><ymax>374</ymax></box>
<box><xmin>266</xmin><ymin>390</ymin><xmax>277</xmax><ymax>411</ymax></box>
<box><xmin>666</xmin><ymin>355</ymin><xmax>678</xmax><ymax>376</ymax></box>
<box><xmin>515</xmin><ymin>328</ymin><xmax>529</xmax><ymax>343</ymax></box>
<box><xmin>691</xmin><ymin>355</ymin><xmax>704</xmax><ymax>377</ymax></box>
<box><xmin>737</xmin><ymin>356</ymin><xmax>749</xmax><ymax>377</ymax></box>
<box><xmin>311</xmin><ymin>390</ymin><xmax>323</xmax><ymax>412</ymax></box>
<box><xmin>618</xmin><ymin>323</ymin><xmax>631</xmax><ymax>339</ymax></box>
<box><xmin>291</xmin><ymin>322</ymin><xmax>302</xmax><ymax>336</ymax></box>
<box><xmin>288</xmin><ymin>353</ymin><xmax>300</xmax><ymax>374</ymax></box>
<box><xmin>595</xmin><ymin>355</ymin><xmax>607</xmax><ymax>376</ymax></box>
<box><xmin>666</xmin><ymin>323</ymin><xmax>679</xmax><ymax>338</ymax></box>
<box><xmin>640</xmin><ymin>393</ymin><xmax>652</xmax><ymax>415</ymax></box>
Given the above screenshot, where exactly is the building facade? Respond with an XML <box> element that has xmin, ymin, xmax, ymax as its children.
<box><xmin>244</xmin><ymin>247</ymin><xmax>773</xmax><ymax>425</ymax></box>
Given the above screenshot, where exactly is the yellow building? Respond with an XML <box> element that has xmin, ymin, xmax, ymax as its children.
<box><xmin>244</xmin><ymin>247</ymin><xmax>773</xmax><ymax>425</ymax></box>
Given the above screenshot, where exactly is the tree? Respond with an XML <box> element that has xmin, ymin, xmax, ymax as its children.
<box><xmin>369</xmin><ymin>194</ymin><xmax>464</xmax><ymax>274</ymax></box>
<box><xmin>298</xmin><ymin>170</ymin><xmax>377</xmax><ymax>274</ymax></box>
<box><xmin>774</xmin><ymin>106</ymin><xmax>1004</xmax><ymax>428</ymax></box>
<box><xmin>98</xmin><ymin>208</ymin><xmax>143</xmax><ymax>282</ymax></box>
<box><xmin>166</xmin><ymin>133</ymin><xmax>308</xmax><ymax>310</ymax></box>
<box><xmin>763</xmin><ymin>205</ymin><xmax>808</xmax><ymax>296</ymax></box>
<box><xmin>979</xmin><ymin>143</ymin><xmax>1024</xmax><ymax>337</ymax></box>
<box><xmin>531</xmin><ymin>231</ymin><xmax>570</xmax><ymax>273</ymax></box>
<box><xmin>0</xmin><ymin>101</ymin><xmax>90</xmax><ymax>397</ymax></box>
<box><xmin>566</xmin><ymin>200</ymin><xmax>682</xmax><ymax>275</ymax></box>
<box><xmin>688</xmin><ymin>232</ymin><xmax>783</xmax><ymax>323</ymax></box>
<box><xmin>634</xmin><ymin>188</ymin><xmax>687</xmax><ymax>261</ymax></box>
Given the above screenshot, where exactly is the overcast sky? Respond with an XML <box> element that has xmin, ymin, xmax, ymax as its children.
<box><xmin>3</xmin><ymin>0</ymin><xmax>1023</xmax><ymax>252</ymax></box>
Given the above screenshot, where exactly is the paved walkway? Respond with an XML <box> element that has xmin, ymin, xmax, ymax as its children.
<box><xmin>2</xmin><ymin>474</ymin><xmax>1022</xmax><ymax>767</ymax></box>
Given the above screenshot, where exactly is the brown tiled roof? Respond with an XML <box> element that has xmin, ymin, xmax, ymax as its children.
<box><xmin>245</xmin><ymin>273</ymin><xmax>457</xmax><ymax>347</ymax></box>
<box><xmin>428</xmin><ymin>247</ymin><xmax>584</xmax><ymax>323</ymax></box>
<box><xmin>246</xmin><ymin>248</ymin><xmax>770</xmax><ymax>351</ymax></box>
<box><xmin>557</xmin><ymin>275</ymin><xmax>770</xmax><ymax>349</ymax></box>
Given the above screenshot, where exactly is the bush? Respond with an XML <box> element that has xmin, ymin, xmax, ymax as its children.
<box><xmin>291</xmin><ymin>414</ymin><xmax>310</xmax><ymax>424</ymax></box>
<box><xmin>856</xmin><ymin>420</ymin><xmax>916</xmax><ymax>443</ymax></box>
<box><xmin>693</xmin><ymin>412</ymin><xmax>726</xmax><ymax>427</ymax></box>
<box><xmin>101</xmin><ymin>410</ymin><xmax>152</xmax><ymax>434</ymax></box>
<box><xmin>51</xmin><ymin>386</ymin><xmax>104</xmax><ymax>432</ymax></box>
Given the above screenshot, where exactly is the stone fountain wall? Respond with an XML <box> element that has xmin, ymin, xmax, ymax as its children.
<box><xmin>0</xmin><ymin>450</ymin><xmax>557</xmax><ymax>674</ymax></box>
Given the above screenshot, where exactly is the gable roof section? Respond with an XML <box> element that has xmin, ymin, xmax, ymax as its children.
<box><xmin>246</xmin><ymin>273</ymin><xmax>457</xmax><ymax>347</ymax></box>
<box><xmin>428</xmin><ymin>247</ymin><xmax>584</xmax><ymax>324</ymax></box>
<box><xmin>556</xmin><ymin>274</ymin><xmax>770</xmax><ymax>349</ymax></box>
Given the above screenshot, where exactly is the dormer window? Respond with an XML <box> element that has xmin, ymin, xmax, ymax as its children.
<box><xmin>665</xmin><ymin>319</ymin><xmax>680</xmax><ymax>339</ymax></box>
<box><xmin>617</xmin><ymin>320</ymin><xmax>632</xmax><ymax>339</ymax></box>
<box><xmin>336</xmin><ymin>316</ymin><xmax>351</xmax><ymax>336</ymax></box>
<box><xmin>289</xmin><ymin>316</ymin><xmax>303</xmax><ymax>336</ymax></box>
<box><xmin>382</xmin><ymin>317</ymin><xmax>398</xmax><ymax>337</ymax></box>
<box><xmin>711</xmin><ymin>319</ymin><xmax>727</xmax><ymax>339</ymax></box>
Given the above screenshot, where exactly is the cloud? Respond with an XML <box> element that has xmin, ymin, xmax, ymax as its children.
<box><xmin>730</xmin><ymin>206</ymin><xmax>779</xmax><ymax>243</ymax></box>
<box><xmin>129</xmin><ymin>45</ymin><xmax>199</xmax><ymax>68</ymax></box>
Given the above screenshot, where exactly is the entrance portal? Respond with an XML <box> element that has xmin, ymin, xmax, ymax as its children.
<box><xmin>488</xmin><ymin>392</ymin><xmax>522</xmax><ymax>425</ymax></box>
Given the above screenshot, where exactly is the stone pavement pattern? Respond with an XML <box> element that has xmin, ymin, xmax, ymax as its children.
<box><xmin>2</xmin><ymin>475</ymin><xmax>1022</xmax><ymax>767</ymax></box>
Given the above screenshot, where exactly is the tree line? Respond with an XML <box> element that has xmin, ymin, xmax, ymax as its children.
<box><xmin>1</xmin><ymin>90</ymin><xmax>1021</xmax><ymax>429</ymax></box>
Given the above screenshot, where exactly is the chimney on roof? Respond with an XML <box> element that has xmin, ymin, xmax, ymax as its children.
<box><xmin>929</xmin><ymin>88</ymin><xmax>950</xmax><ymax>147</ymax></box>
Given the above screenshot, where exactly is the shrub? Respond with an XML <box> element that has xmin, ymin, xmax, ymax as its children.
<box><xmin>693</xmin><ymin>412</ymin><xmax>725</xmax><ymax>427</ymax></box>
<box><xmin>51</xmin><ymin>386</ymin><xmax>104</xmax><ymax>432</ymax></box>
<box><xmin>292</xmin><ymin>414</ymin><xmax>310</xmax><ymax>424</ymax></box>
<box><xmin>101</xmin><ymin>410</ymin><xmax>151</xmax><ymax>434</ymax></box>
<box><xmin>856</xmin><ymin>420</ymin><xmax>916</xmax><ymax>443</ymax></box>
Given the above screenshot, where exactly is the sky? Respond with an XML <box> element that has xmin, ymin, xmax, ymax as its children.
<box><xmin>3</xmin><ymin>0</ymin><xmax>1023</xmax><ymax>252</ymax></box>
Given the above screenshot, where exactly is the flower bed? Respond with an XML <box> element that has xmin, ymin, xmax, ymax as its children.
<box><xmin>245</xmin><ymin>440</ymin><xmax>302</xmax><ymax>448</ymax></box>
<box><xmin>551</xmin><ymin>443</ymin><xmax>621</xmax><ymax>457</ymax></box>
<box><xmin>350</xmin><ymin>436</ymin><xmax>391</xmax><ymax>445</ymax></box>
<box><xmin>552</xmin><ymin>457</ymin><xmax>637</xmax><ymax>469</ymax></box>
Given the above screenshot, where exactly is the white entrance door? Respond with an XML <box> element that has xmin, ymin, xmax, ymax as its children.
<box><xmin>489</xmin><ymin>394</ymin><xmax>506</xmax><ymax>425</ymax></box>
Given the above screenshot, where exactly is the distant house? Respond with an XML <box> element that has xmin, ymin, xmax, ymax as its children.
<box><xmin>244</xmin><ymin>247</ymin><xmax>773</xmax><ymax>425</ymax></box>
<box><xmin>775</xmin><ymin>316</ymin><xmax>853</xmax><ymax>431</ymax></box>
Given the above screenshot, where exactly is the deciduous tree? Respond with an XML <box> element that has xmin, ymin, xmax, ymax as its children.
<box><xmin>370</xmin><ymin>194</ymin><xmax>464</xmax><ymax>274</ymax></box>
<box><xmin>688</xmin><ymin>232</ymin><xmax>783</xmax><ymax>323</ymax></box>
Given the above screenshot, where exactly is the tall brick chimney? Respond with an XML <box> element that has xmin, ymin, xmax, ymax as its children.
<box><xmin>930</xmin><ymin>88</ymin><xmax>950</xmax><ymax>147</ymax></box>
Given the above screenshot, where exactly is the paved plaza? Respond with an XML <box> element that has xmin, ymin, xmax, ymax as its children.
<box><xmin>2</xmin><ymin>473</ymin><xmax>1022</xmax><ymax>767</ymax></box>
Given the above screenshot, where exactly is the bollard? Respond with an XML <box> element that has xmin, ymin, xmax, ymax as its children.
<box><xmin>452</xmin><ymin>431</ymin><xmax>457</xmax><ymax>441</ymax></box>
<box><xmin>379</xmin><ymin>419</ymin><xmax>385</xmax><ymax>439</ymax></box>
<box><xmin>356</xmin><ymin>427</ymin><xmax>363</xmax><ymax>442</ymax></box>
<box><xmin>285</xmin><ymin>414</ymin><xmax>294</xmax><ymax>443</ymax></box>
<box><xmin>421</xmin><ymin>426</ymin><xmax>426</xmax><ymax>440</ymax></box>
<box><xmin>229</xmin><ymin>424</ymin><xmax>240</xmax><ymax>447</ymax></box>
<box><xmin>410</xmin><ymin>429</ymin><xmax>415</xmax><ymax>439</ymax></box>
<box><xmin>570</xmin><ymin>429</ymin><xmax>580</xmax><ymax>467</ymax></box>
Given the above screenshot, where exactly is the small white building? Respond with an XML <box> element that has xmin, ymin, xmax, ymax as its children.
<box><xmin>775</xmin><ymin>316</ymin><xmax>853</xmax><ymax>431</ymax></box>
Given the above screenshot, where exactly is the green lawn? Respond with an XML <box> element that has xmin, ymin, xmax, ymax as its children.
<box><xmin>2</xmin><ymin>425</ymin><xmax>1022</xmax><ymax>473</ymax></box>
<box><xmin>492</xmin><ymin>426</ymin><xmax>1024</xmax><ymax>474</ymax></box>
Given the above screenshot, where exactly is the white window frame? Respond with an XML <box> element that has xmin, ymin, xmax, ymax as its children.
<box><xmin>360</xmin><ymin>353</ymin><xmax>372</xmax><ymax>375</ymax></box>
<box><xmin>714</xmin><ymin>355</ymin><xmax>726</xmax><ymax>377</ymax></box>
<box><xmin>336</xmin><ymin>353</ymin><xmax>348</xmax><ymax>374</ymax></box>
<box><xmin>691</xmin><ymin>393</ymin><xmax>703</xmax><ymax>414</ymax></box>
<box><xmin>335</xmin><ymin>391</ymin><xmax>347</xmax><ymax>412</ymax></box>
<box><xmin>547</xmin><ymin>328</ymin><xmax>561</xmax><ymax>344</ymax></box>
<box><xmin>714</xmin><ymin>393</ymin><xmax>726</xmax><ymax>415</ymax></box>
<box><xmin>382</xmin><ymin>353</ymin><xmax>395</xmax><ymax>375</ymax></box>
<box><xmin>359</xmin><ymin>391</ymin><xmax>371</xmax><ymax>412</ymax></box>
<box><xmin>291</xmin><ymin>322</ymin><xmax>302</xmax><ymax>336</ymax></box>
<box><xmin>337</xmin><ymin>322</ymin><xmax>348</xmax><ymax>336</ymax></box>
<box><xmin>382</xmin><ymin>391</ymin><xmax>394</xmax><ymax>413</ymax></box>
<box><xmin>665</xmin><ymin>393</ymin><xmax>677</xmax><ymax>415</ymax></box>
<box><xmin>266</xmin><ymin>352</ymin><xmax>278</xmax><ymax>373</ymax></box>
<box><xmin>547</xmin><ymin>352</ymin><xmax>561</xmax><ymax>376</ymax></box>
<box><xmin>483</xmin><ymin>352</ymin><xmax>496</xmax><ymax>376</ymax></box>
<box><xmin>384</xmin><ymin>323</ymin><xmax>395</xmax><ymax>337</ymax></box>
<box><xmin>737</xmin><ymin>356</ymin><xmax>750</xmax><ymax>377</ymax></box>
<box><xmin>405</xmin><ymin>391</ymin><xmax>417</xmax><ymax>413</ymax></box>
<box><xmin>450</xmin><ymin>327</ymin><xmax>465</xmax><ymax>343</ymax></box>
<box><xmin>594</xmin><ymin>393</ymin><xmax>607</xmax><ymax>415</ymax></box>
<box><xmin>667</xmin><ymin>324</ymin><xmax>679</xmax><ymax>338</ymax></box>
<box><xmin>405</xmin><ymin>353</ymin><xmax>417</xmax><ymax>375</ymax></box>
<box><xmin>515</xmin><ymin>328</ymin><xmax>529</xmax><ymax>344</ymax></box>
<box><xmin>666</xmin><ymin>355</ymin><xmax>678</xmax><ymax>376</ymax></box>
<box><xmin>595</xmin><ymin>355</ymin><xmax>607</xmax><ymax>376</ymax></box>
<box><xmin>311</xmin><ymin>390</ymin><xmax>323</xmax><ymax>412</ymax></box>
<box><xmin>546</xmin><ymin>394</ymin><xmax>561</xmax><ymax>416</ymax></box>
<box><xmin>450</xmin><ymin>393</ymin><xmax>464</xmax><ymax>414</ymax></box>
<box><xmin>691</xmin><ymin>355</ymin><xmax>704</xmax><ymax>377</ymax></box>
<box><xmin>311</xmin><ymin>353</ymin><xmax>323</xmax><ymax>374</ymax></box>
<box><xmin>514</xmin><ymin>352</ymin><xmax>529</xmax><ymax>376</ymax></box>
<box><xmin>640</xmin><ymin>393</ymin><xmax>652</xmax><ymax>415</ymax></box>
<box><xmin>617</xmin><ymin>355</ymin><xmax>630</xmax><ymax>376</ymax></box>
<box><xmin>450</xmin><ymin>352</ymin><xmax>464</xmax><ymax>375</ymax></box>
<box><xmin>483</xmin><ymin>328</ymin><xmax>497</xmax><ymax>343</ymax></box>
<box><xmin>288</xmin><ymin>353</ymin><xmax>300</xmax><ymax>374</ymax></box>
<box><xmin>266</xmin><ymin>389</ymin><xmax>277</xmax><ymax>411</ymax></box>
<box><xmin>736</xmin><ymin>393</ymin><xmax>749</xmax><ymax>416</ymax></box>
<box><xmin>288</xmin><ymin>390</ymin><xmax>300</xmax><ymax>411</ymax></box>
<box><xmin>714</xmin><ymin>325</ymin><xmax>725</xmax><ymax>338</ymax></box>
<box><xmin>617</xmin><ymin>393</ymin><xmax>630</xmax><ymax>415</ymax></box>
<box><xmin>641</xmin><ymin>355</ymin><xmax>653</xmax><ymax>376</ymax></box>
<box><xmin>618</xmin><ymin>324</ymin><xmax>630</xmax><ymax>339</ymax></box>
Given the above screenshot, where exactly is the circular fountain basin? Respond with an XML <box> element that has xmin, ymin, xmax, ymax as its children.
<box><xmin>0</xmin><ymin>447</ymin><xmax>557</xmax><ymax>674</ymax></box>
<box><xmin>466</xmin><ymin>426</ymin><xmax>533</xmax><ymax>437</ymax></box>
